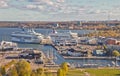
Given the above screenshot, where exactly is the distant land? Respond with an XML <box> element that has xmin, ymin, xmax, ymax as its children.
<box><xmin>0</xmin><ymin>20</ymin><xmax>120</xmax><ymax>30</ymax></box>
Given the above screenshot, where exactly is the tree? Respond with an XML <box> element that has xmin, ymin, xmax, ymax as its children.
<box><xmin>112</xmin><ymin>50</ymin><xmax>120</xmax><ymax>67</ymax></box>
<box><xmin>5</xmin><ymin>60</ymin><xmax>16</xmax><ymax>70</ymax></box>
<box><xmin>15</xmin><ymin>60</ymin><xmax>32</xmax><ymax>76</ymax></box>
<box><xmin>45</xmin><ymin>72</ymin><xmax>52</xmax><ymax>76</ymax></box>
<box><xmin>0</xmin><ymin>73</ymin><xmax>2</xmax><ymax>76</ymax></box>
<box><xmin>36</xmin><ymin>68</ymin><xmax>45</xmax><ymax>76</ymax></box>
<box><xmin>62</xmin><ymin>69</ymin><xmax>66</xmax><ymax>76</ymax></box>
<box><xmin>0</xmin><ymin>66</ymin><xmax>6</xmax><ymax>76</ymax></box>
<box><xmin>57</xmin><ymin>68</ymin><xmax>63</xmax><ymax>76</ymax></box>
<box><xmin>61</xmin><ymin>62</ymin><xmax>68</xmax><ymax>74</ymax></box>
<box><xmin>112</xmin><ymin>50</ymin><xmax>120</xmax><ymax>57</ymax></box>
<box><xmin>8</xmin><ymin>67</ymin><xmax>18</xmax><ymax>76</ymax></box>
<box><xmin>103</xmin><ymin>45</ymin><xmax>107</xmax><ymax>51</ymax></box>
<box><xmin>30</xmin><ymin>71</ymin><xmax>36</xmax><ymax>76</ymax></box>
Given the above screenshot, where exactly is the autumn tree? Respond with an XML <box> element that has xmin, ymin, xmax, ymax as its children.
<box><xmin>0</xmin><ymin>73</ymin><xmax>2</xmax><ymax>76</ymax></box>
<box><xmin>8</xmin><ymin>67</ymin><xmax>18</xmax><ymax>76</ymax></box>
<box><xmin>57</xmin><ymin>68</ymin><xmax>63</xmax><ymax>76</ymax></box>
<box><xmin>30</xmin><ymin>71</ymin><xmax>36</xmax><ymax>76</ymax></box>
<box><xmin>45</xmin><ymin>72</ymin><xmax>52</xmax><ymax>76</ymax></box>
<box><xmin>15</xmin><ymin>60</ymin><xmax>32</xmax><ymax>76</ymax></box>
<box><xmin>103</xmin><ymin>45</ymin><xmax>107</xmax><ymax>50</ymax></box>
<box><xmin>57</xmin><ymin>62</ymin><xmax>69</xmax><ymax>76</ymax></box>
<box><xmin>36</xmin><ymin>68</ymin><xmax>45</xmax><ymax>76</ymax></box>
<box><xmin>112</xmin><ymin>50</ymin><xmax>120</xmax><ymax>57</ymax></box>
<box><xmin>0</xmin><ymin>66</ymin><xmax>6</xmax><ymax>76</ymax></box>
<box><xmin>61</xmin><ymin>62</ymin><xmax>68</xmax><ymax>74</ymax></box>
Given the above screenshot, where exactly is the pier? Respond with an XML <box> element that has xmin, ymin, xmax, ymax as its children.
<box><xmin>41</xmin><ymin>38</ymin><xmax>52</xmax><ymax>45</ymax></box>
<box><xmin>63</xmin><ymin>56</ymin><xmax>116</xmax><ymax>60</ymax></box>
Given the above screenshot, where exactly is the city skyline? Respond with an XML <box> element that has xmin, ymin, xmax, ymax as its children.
<box><xmin>0</xmin><ymin>0</ymin><xmax>120</xmax><ymax>21</ymax></box>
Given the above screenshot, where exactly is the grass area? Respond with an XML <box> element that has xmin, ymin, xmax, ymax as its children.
<box><xmin>66</xmin><ymin>69</ymin><xmax>84</xmax><ymax>76</ymax></box>
<box><xmin>65</xmin><ymin>68</ymin><xmax>120</xmax><ymax>76</ymax></box>
<box><xmin>86</xmin><ymin>68</ymin><xmax>120</xmax><ymax>76</ymax></box>
<box><xmin>48</xmin><ymin>68</ymin><xmax>120</xmax><ymax>76</ymax></box>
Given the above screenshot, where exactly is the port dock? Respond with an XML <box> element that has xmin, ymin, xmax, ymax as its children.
<box><xmin>63</xmin><ymin>56</ymin><xmax>116</xmax><ymax>60</ymax></box>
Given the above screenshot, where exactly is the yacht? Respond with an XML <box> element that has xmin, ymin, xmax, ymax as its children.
<box><xmin>11</xmin><ymin>28</ymin><xmax>44</xmax><ymax>44</ymax></box>
<box><xmin>49</xmin><ymin>29</ymin><xmax>78</xmax><ymax>45</ymax></box>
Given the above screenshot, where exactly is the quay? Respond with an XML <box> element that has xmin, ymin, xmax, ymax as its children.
<box><xmin>0</xmin><ymin>48</ymin><xmax>50</xmax><ymax>69</ymax></box>
<box><xmin>51</xmin><ymin>44</ymin><xmax>117</xmax><ymax>61</ymax></box>
<box><xmin>63</xmin><ymin>56</ymin><xmax>116</xmax><ymax>60</ymax></box>
<box><xmin>41</xmin><ymin>37</ymin><xmax>52</xmax><ymax>45</ymax></box>
<box><xmin>0</xmin><ymin>51</ymin><xmax>21</xmax><ymax>54</ymax></box>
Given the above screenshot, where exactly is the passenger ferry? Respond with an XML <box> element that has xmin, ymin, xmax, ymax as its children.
<box><xmin>11</xmin><ymin>28</ymin><xmax>44</xmax><ymax>44</ymax></box>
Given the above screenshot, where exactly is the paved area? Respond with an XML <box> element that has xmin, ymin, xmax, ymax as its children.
<box><xmin>0</xmin><ymin>50</ymin><xmax>45</xmax><ymax>70</ymax></box>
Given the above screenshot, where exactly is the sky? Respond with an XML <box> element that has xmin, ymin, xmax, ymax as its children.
<box><xmin>0</xmin><ymin>0</ymin><xmax>120</xmax><ymax>21</ymax></box>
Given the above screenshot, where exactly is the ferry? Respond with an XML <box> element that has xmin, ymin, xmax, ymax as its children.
<box><xmin>49</xmin><ymin>29</ymin><xmax>78</xmax><ymax>45</ymax></box>
<box><xmin>11</xmin><ymin>28</ymin><xmax>44</xmax><ymax>44</ymax></box>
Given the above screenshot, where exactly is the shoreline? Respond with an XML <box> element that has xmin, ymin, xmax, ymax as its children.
<box><xmin>63</xmin><ymin>56</ymin><xmax>116</xmax><ymax>60</ymax></box>
<box><xmin>50</xmin><ymin>44</ymin><xmax>117</xmax><ymax>60</ymax></box>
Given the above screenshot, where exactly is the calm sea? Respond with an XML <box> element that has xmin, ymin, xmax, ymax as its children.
<box><xmin>0</xmin><ymin>27</ymin><xmax>92</xmax><ymax>48</ymax></box>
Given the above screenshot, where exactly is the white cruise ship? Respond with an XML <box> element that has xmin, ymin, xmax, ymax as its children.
<box><xmin>11</xmin><ymin>28</ymin><xmax>44</xmax><ymax>44</ymax></box>
<box><xmin>49</xmin><ymin>29</ymin><xmax>78</xmax><ymax>45</ymax></box>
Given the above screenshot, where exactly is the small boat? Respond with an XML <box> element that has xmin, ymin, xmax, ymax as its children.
<box><xmin>11</xmin><ymin>28</ymin><xmax>44</xmax><ymax>44</ymax></box>
<box><xmin>0</xmin><ymin>41</ymin><xmax>17</xmax><ymax>50</ymax></box>
<box><xmin>82</xmin><ymin>64</ymin><xmax>98</xmax><ymax>68</ymax></box>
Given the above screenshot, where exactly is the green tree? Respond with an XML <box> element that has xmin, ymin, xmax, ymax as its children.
<box><xmin>0</xmin><ymin>66</ymin><xmax>6</xmax><ymax>76</ymax></box>
<box><xmin>8</xmin><ymin>67</ymin><xmax>18</xmax><ymax>76</ymax></box>
<box><xmin>112</xmin><ymin>50</ymin><xmax>120</xmax><ymax>57</ymax></box>
<box><xmin>15</xmin><ymin>60</ymin><xmax>32</xmax><ymax>76</ymax></box>
<box><xmin>57</xmin><ymin>68</ymin><xmax>63</xmax><ymax>76</ymax></box>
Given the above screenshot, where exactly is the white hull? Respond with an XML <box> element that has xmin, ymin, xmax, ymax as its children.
<box><xmin>0</xmin><ymin>41</ymin><xmax>17</xmax><ymax>50</ymax></box>
<box><xmin>49</xmin><ymin>29</ymin><xmax>78</xmax><ymax>44</ymax></box>
<box><xmin>11</xmin><ymin>28</ymin><xmax>43</xmax><ymax>44</ymax></box>
<box><xmin>11</xmin><ymin>37</ymin><xmax>41</xmax><ymax>44</ymax></box>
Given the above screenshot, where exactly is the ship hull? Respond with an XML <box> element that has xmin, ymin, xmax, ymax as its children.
<box><xmin>11</xmin><ymin>38</ymin><xmax>41</xmax><ymax>44</ymax></box>
<box><xmin>11</xmin><ymin>29</ymin><xmax>43</xmax><ymax>44</ymax></box>
<box><xmin>11</xmin><ymin>40</ymin><xmax>40</xmax><ymax>44</ymax></box>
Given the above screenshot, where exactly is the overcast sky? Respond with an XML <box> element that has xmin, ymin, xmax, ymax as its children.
<box><xmin>0</xmin><ymin>0</ymin><xmax>120</xmax><ymax>21</ymax></box>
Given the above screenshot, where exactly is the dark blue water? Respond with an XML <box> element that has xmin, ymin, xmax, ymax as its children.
<box><xmin>0</xmin><ymin>28</ymin><xmax>119</xmax><ymax>67</ymax></box>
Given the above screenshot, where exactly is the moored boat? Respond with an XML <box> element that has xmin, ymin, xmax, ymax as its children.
<box><xmin>49</xmin><ymin>29</ymin><xmax>78</xmax><ymax>45</ymax></box>
<box><xmin>11</xmin><ymin>28</ymin><xmax>44</xmax><ymax>44</ymax></box>
<box><xmin>0</xmin><ymin>41</ymin><xmax>17</xmax><ymax>50</ymax></box>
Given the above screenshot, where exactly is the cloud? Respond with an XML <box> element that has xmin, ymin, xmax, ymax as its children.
<box><xmin>57</xmin><ymin>0</ymin><xmax>65</xmax><ymax>3</ymax></box>
<box><xmin>26</xmin><ymin>4</ymin><xmax>37</xmax><ymax>9</ymax></box>
<box><xmin>0</xmin><ymin>0</ymin><xmax>8</xmax><ymax>8</ymax></box>
<box><xmin>3</xmin><ymin>0</ymin><xmax>81</xmax><ymax>14</ymax></box>
<box><xmin>21</xmin><ymin>0</ymin><xmax>66</xmax><ymax>13</ymax></box>
<box><xmin>1</xmin><ymin>0</ymin><xmax>120</xmax><ymax>21</ymax></box>
<box><xmin>87</xmin><ymin>9</ymin><xmax>109</xmax><ymax>14</ymax></box>
<box><xmin>28</xmin><ymin>0</ymin><xmax>54</xmax><ymax>5</ymax></box>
